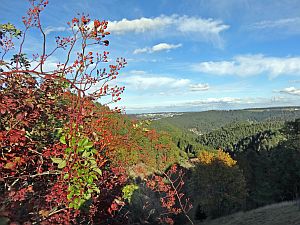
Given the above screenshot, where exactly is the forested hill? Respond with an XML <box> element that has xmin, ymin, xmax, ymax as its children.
<box><xmin>132</xmin><ymin>107</ymin><xmax>300</xmax><ymax>134</ymax></box>
<box><xmin>196</xmin><ymin>121</ymin><xmax>285</xmax><ymax>152</ymax></box>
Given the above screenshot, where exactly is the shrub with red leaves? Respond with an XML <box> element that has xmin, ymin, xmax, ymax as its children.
<box><xmin>0</xmin><ymin>1</ymin><xmax>193</xmax><ymax>224</ymax></box>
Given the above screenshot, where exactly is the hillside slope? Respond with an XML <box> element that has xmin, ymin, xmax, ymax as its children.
<box><xmin>141</xmin><ymin>107</ymin><xmax>300</xmax><ymax>134</ymax></box>
<box><xmin>197</xmin><ymin>201</ymin><xmax>300</xmax><ymax>225</ymax></box>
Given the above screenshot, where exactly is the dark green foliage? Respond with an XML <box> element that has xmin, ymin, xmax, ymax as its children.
<box><xmin>143</xmin><ymin>109</ymin><xmax>300</xmax><ymax>221</ymax></box>
<box><xmin>145</xmin><ymin>107</ymin><xmax>300</xmax><ymax>158</ymax></box>
<box><xmin>270</xmin><ymin>119</ymin><xmax>300</xmax><ymax>202</ymax></box>
<box><xmin>149</xmin><ymin>119</ymin><xmax>212</xmax><ymax>157</ymax></box>
<box><xmin>143</xmin><ymin>107</ymin><xmax>300</xmax><ymax>134</ymax></box>
<box><xmin>231</xmin><ymin>120</ymin><xmax>300</xmax><ymax>209</ymax></box>
<box><xmin>197</xmin><ymin>121</ymin><xmax>284</xmax><ymax>152</ymax></box>
<box><xmin>10</xmin><ymin>54</ymin><xmax>31</xmax><ymax>69</ymax></box>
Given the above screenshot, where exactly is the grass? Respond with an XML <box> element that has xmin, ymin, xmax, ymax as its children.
<box><xmin>197</xmin><ymin>201</ymin><xmax>300</xmax><ymax>225</ymax></box>
<box><xmin>1</xmin><ymin>201</ymin><xmax>299</xmax><ymax>224</ymax></box>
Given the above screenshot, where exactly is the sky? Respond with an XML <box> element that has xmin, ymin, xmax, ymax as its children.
<box><xmin>1</xmin><ymin>0</ymin><xmax>300</xmax><ymax>113</ymax></box>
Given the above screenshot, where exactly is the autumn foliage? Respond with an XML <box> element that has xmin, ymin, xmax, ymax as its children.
<box><xmin>197</xmin><ymin>149</ymin><xmax>237</xmax><ymax>167</ymax></box>
<box><xmin>0</xmin><ymin>1</ymin><xmax>192</xmax><ymax>224</ymax></box>
<box><xmin>189</xmin><ymin>150</ymin><xmax>247</xmax><ymax>219</ymax></box>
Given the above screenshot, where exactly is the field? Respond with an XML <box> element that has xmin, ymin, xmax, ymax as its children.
<box><xmin>198</xmin><ymin>201</ymin><xmax>300</xmax><ymax>225</ymax></box>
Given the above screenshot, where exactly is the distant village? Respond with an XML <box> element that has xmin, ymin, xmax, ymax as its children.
<box><xmin>135</xmin><ymin>112</ymin><xmax>183</xmax><ymax>120</ymax></box>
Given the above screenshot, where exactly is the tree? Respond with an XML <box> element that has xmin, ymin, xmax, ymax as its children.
<box><xmin>189</xmin><ymin>150</ymin><xmax>247</xmax><ymax>219</ymax></box>
<box><xmin>270</xmin><ymin>119</ymin><xmax>300</xmax><ymax>202</ymax></box>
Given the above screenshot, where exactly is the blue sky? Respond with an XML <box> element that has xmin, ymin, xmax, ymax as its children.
<box><xmin>1</xmin><ymin>0</ymin><xmax>300</xmax><ymax>113</ymax></box>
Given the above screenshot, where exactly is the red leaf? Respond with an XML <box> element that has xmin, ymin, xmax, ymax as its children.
<box><xmin>16</xmin><ymin>112</ymin><xmax>24</xmax><ymax>120</ymax></box>
<box><xmin>0</xmin><ymin>108</ymin><xmax>6</xmax><ymax>114</ymax></box>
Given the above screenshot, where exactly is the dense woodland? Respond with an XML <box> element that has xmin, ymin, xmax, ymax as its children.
<box><xmin>148</xmin><ymin>108</ymin><xmax>300</xmax><ymax>133</ymax></box>
<box><xmin>1</xmin><ymin>1</ymin><xmax>300</xmax><ymax>225</ymax></box>
<box><xmin>148</xmin><ymin>109</ymin><xmax>300</xmax><ymax>222</ymax></box>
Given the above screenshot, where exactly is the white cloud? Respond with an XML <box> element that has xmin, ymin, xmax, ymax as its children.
<box><xmin>126</xmin><ymin>97</ymin><xmax>240</xmax><ymax>108</ymax></box>
<box><xmin>124</xmin><ymin>95</ymin><xmax>300</xmax><ymax>113</ymax></box>
<box><xmin>121</xmin><ymin>70</ymin><xmax>210</xmax><ymax>93</ymax></box>
<box><xmin>152</xmin><ymin>43</ymin><xmax>182</xmax><ymax>52</ymax></box>
<box><xmin>250</xmin><ymin>17</ymin><xmax>300</xmax><ymax>30</ymax></box>
<box><xmin>248</xmin><ymin>17</ymin><xmax>300</xmax><ymax>37</ymax></box>
<box><xmin>123</xmin><ymin>75</ymin><xmax>190</xmax><ymax>90</ymax></box>
<box><xmin>108</xmin><ymin>16</ymin><xmax>174</xmax><ymax>34</ymax></box>
<box><xmin>133</xmin><ymin>43</ymin><xmax>182</xmax><ymax>54</ymax></box>
<box><xmin>193</xmin><ymin>54</ymin><xmax>300</xmax><ymax>78</ymax></box>
<box><xmin>189</xmin><ymin>97</ymin><xmax>241</xmax><ymax>105</ymax></box>
<box><xmin>280</xmin><ymin>87</ymin><xmax>300</xmax><ymax>96</ymax></box>
<box><xmin>87</xmin><ymin>70</ymin><xmax>204</xmax><ymax>96</ymax></box>
<box><xmin>44</xmin><ymin>26</ymin><xmax>67</xmax><ymax>36</ymax></box>
<box><xmin>189</xmin><ymin>83</ymin><xmax>210</xmax><ymax>91</ymax></box>
<box><xmin>30</xmin><ymin>57</ymin><xmax>59</xmax><ymax>72</ymax></box>
<box><xmin>133</xmin><ymin>47</ymin><xmax>149</xmax><ymax>54</ymax></box>
<box><xmin>177</xmin><ymin>16</ymin><xmax>229</xmax><ymax>37</ymax></box>
<box><xmin>124</xmin><ymin>97</ymin><xmax>243</xmax><ymax>112</ymax></box>
<box><xmin>107</xmin><ymin>15</ymin><xmax>229</xmax><ymax>46</ymax></box>
<box><xmin>128</xmin><ymin>70</ymin><xmax>147</xmax><ymax>75</ymax></box>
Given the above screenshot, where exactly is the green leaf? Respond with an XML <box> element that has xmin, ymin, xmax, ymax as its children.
<box><xmin>74</xmin><ymin>198</ymin><xmax>79</xmax><ymax>204</ymax></box>
<box><xmin>56</xmin><ymin>128</ymin><xmax>63</xmax><ymax>135</ymax></box>
<box><xmin>122</xmin><ymin>184</ymin><xmax>139</xmax><ymax>203</ymax></box>
<box><xmin>78</xmin><ymin>138</ymin><xmax>88</xmax><ymax>147</ymax></box>
<box><xmin>87</xmin><ymin>176</ymin><xmax>93</xmax><ymax>184</ymax></box>
<box><xmin>84</xmin><ymin>142</ymin><xmax>94</xmax><ymax>149</ymax></box>
<box><xmin>60</xmin><ymin>135</ymin><xmax>66</xmax><ymax>145</ymax></box>
<box><xmin>78</xmin><ymin>169</ymin><xmax>85</xmax><ymax>175</ymax></box>
<box><xmin>51</xmin><ymin>157</ymin><xmax>63</xmax><ymax>164</ymax></box>
<box><xmin>85</xmin><ymin>193</ymin><xmax>92</xmax><ymax>200</ymax></box>
<box><xmin>77</xmin><ymin>147</ymin><xmax>84</xmax><ymax>152</ymax></box>
<box><xmin>63</xmin><ymin>173</ymin><xmax>69</xmax><ymax>179</ymax></box>
<box><xmin>79</xmin><ymin>198</ymin><xmax>85</xmax><ymax>206</ymax></box>
<box><xmin>90</xmin><ymin>159</ymin><xmax>97</xmax><ymax>166</ymax></box>
<box><xmin>93</xmin><ymin>167</ymin><xmax>102</xmax><ymax>175</ymax></box>
<box><xmin>65</xmin><ymin>147</ymin><xmax>72</xmax><ymax>154</ymax></box>
<box><xmin>71</xmin><ymin>137</ymin><xmax>77</xmax><ymax>146</ymax></box>
<box><xmin>77</xmin><ymin>139</ymin><xmax>84</xmax><ymax>147</ymax></box>
<box><xmin>68</xmin><ymin>186</ymin><xmax>74</xmax><ymax>192</ymax></box>
<box><xmin>67</xmin><ymin>192</ymin><xmax>73</xmax><ymax>200</ymax></box>
<box><xmin>93</xmin><ymin>186</ymin><xmax>100</xmax><ymax>193</ymax></box>
<box><xmin>58</xmin><ymin>160</ymin><xmax>66</xmax><ymax>169</ymax></box>
<box><xmin>82</xmin><ymin>150</ymin><xmax>90</xmax><ymax>158</ymax></box>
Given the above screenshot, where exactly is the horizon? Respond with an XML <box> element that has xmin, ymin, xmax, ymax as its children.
<box><xmin>126</xmin><ymin>105</ymin><xmax>300</xmax><ymax>115</ymax></box>
<box><xmin>1</xmin><ymin>0</ymin><xmax>300</xmax><ymax>113</ymax></box>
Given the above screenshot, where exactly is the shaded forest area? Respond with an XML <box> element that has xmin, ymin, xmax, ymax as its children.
<box><xmin>147</xmin><ymin>109</ymin><xmax>300</xmax><ymax>222</ymax></box>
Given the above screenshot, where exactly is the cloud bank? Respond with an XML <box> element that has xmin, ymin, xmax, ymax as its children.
<box><xmin>280</xmin><ymin>87</ymin><xmax>300</xmax><ymax>96</ymax></box>
<box><xmin>108</xmin><ymin>15</ymin><xmax>229</xmax><ymax>47</ymax></box>
<box><xmin>193</xmin><ymin>54</ymin><xmax>300</xmax><ymax>78</ymax></box>
<box><xmin>189</xmin><ymin>83</ymin><xmax>210</xmax><ymax>91</ymax></box>
<box><xmin>121</xmin><ymin>70</ymin><xmax>209</xmax><ymax>92</ymax></box>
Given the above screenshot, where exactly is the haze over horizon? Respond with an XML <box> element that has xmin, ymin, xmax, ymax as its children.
<box><xmin>126</xmin><ymin>106</ymin><xmax>300</xmax><ymax>115</ymax></box>
<box><xmin>2</xmin><ymin>0</ymin><xmax>300</xmax><ymax>113</ymax></box>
